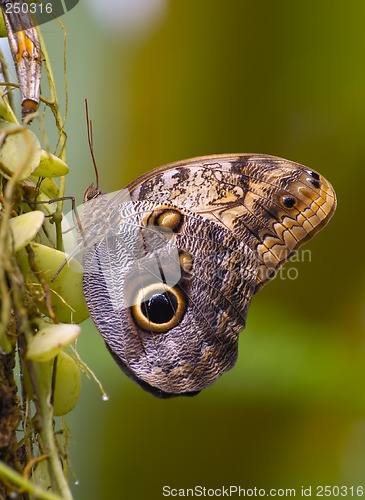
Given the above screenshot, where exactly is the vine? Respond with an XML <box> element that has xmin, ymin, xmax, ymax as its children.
<box><xmin>0</xmin><ymin>13</ymin><xmax>85</xmax><ymax>500</ymax></box>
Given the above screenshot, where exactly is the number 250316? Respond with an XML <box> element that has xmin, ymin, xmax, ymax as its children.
<box><xmin>316</xmin><ymin>485</ymin><xmax>363</xmax><ymax>496</ymax></box>
<box><xmin>4</xmin><ymin>2</ymin><xmax>53</xmax><ymax>14</ymax></box>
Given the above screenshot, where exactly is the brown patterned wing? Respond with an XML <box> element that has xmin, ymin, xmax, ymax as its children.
<box><xmin>82</xmin><ymin>154</ymin><xmax>336</xmax><ymax>398</ymax></box>
<box><xmin>128</xmin><ymin>154</ymin><xmax>337</xmax><ymax>290</ymax></box>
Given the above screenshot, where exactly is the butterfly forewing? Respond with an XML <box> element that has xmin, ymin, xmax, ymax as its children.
<box><xmin>128</xmin><ymin>154</ymin><xmax>336</xmax><ymax>288</ymax></box>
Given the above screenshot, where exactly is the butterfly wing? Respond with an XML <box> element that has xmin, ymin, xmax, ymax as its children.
<box><xmin>128</xmin><ymin>154</ymin><xmax>337</xmax><ymax>289</ymax></box>
<box><xmin>82</xmin><ymin>154</ymin><xmax>336</xmax><ymax>397</ymax></box>
<box><xmin>83</xmin><ymin>200</ymin><xmax>258</xmax><ymax>397</ymax></box>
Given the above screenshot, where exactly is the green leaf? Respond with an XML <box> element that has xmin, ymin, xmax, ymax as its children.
<box><xmin>9</xmin><ymin>211</ymin><xmax>44</xmax><ymax>251</ymax></box>
<box><xmin>26</xmin><ymin>322</ymin><xmax>80</xmax><ymax>361</ymax></box>
<box><xmin>33</xmin><ymin>150</ymin><xmax>70</xmax><ymax>177</ymax></box>
<box><xmin>17</xmin><ymin>243</ymin><xmax>89</xmax><ymax>323</ymax></box>
<box><xmin>0</xmin><ymin>120</ymin><xmax>41</xmax><ymax>180</ymax></box>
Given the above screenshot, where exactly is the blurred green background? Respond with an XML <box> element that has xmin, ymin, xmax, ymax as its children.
<box><xmin>40</xmin><ymin>0</ymin><xmax>365</xmax><ymax>498</ymax></box>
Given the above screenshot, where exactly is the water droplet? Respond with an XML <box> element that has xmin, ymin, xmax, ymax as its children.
<box><xmin>74</xmin><ymin>480</ymin><xmax>80</xmax><ymax>486</ymax></box>
<box><xmin>101</xmin><ymin>393</ymin><xmax>109</xmax><ymax>402</ymax></box>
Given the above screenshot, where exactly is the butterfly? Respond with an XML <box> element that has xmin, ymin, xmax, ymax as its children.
<box><xmin>81</xmin><ymin>154</ymin><xmax>336</xmax><ymax>398</ymax></box>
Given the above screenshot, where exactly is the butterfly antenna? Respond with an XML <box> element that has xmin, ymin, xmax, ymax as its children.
<box><xmin>84</xmin><ymin>99</ymin><xmax>101</xmax><ymax>201</ymax></box>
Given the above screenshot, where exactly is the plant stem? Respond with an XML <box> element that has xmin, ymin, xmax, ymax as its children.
<box><xmin>0</xmin><ymin>460</ymin><xmax>63</xmax><ymax>500</ymax></box>
<box><xmin>37</xmin><ymin>25</ymin><xmax>68</xmax><ymax>251</ymax></box>
<box><xmin>27</xmin><ymin>359</ymin><xmax>73</xmax><ymax>500</ymax></box>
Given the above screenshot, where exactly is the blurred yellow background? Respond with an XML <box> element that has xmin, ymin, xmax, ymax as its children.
<box><xmin>41</xmin><ymin>1</ymin><xmax>365</xmax><ymax>498</ymax></box>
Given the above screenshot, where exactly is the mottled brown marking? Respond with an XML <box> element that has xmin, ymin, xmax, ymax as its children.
<box><xmin>83</xmin><ymin>154</ymin><xmax>336</xmax><ymax>397</ymax></box>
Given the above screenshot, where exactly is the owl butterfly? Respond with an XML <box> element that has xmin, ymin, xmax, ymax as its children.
<box><xmin>81</xmin><ymin>154</ymin><xmax>336</xmax><ymax>398</ymax></box>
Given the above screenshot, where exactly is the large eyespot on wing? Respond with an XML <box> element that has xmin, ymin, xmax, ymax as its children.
<box><xmin>82</xmin><ymin>201</ymin><xmax>258</xmax><ymax>398</ymax></box>
<box><xmin>124</xmin><ymin>209</ymin><xmax>257</xmax><ymax>397</ymax></box>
